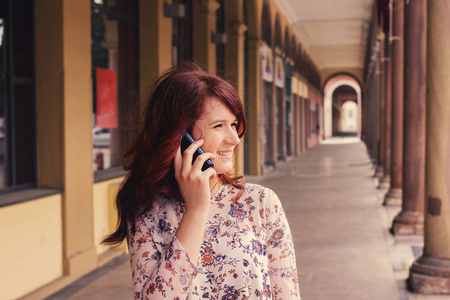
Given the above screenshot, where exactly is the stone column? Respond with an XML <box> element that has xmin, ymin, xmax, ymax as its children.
<box><xmin>392</xmin><ymin>0</ymin><xmax>426</xmax><ymax>235</ymax></box>
<box><xmin>193</xmin><ymin>0</ymin><xmax>220</xmax><ymax>73</ymax></box>
<box><xmin>408</xmin><ymin>0</ymin><xmax>450</xmax><ymax>293</ymax></box>
<box><xmin>246</xmin><ymin>37</ymin><xmax>262</xmax><ymax>175</ymax></box>
<box><xmin>300</xmin><ymin>97</ymin><xmax>305</xmax><ymax>152</ymax></box>
<box><xmin>375</xmin><ymin>34</ymin><xmax>386</xmax><ymax>178</ymax></box>
<box><xmin>270</xmin><ymin>73</ymin><xmax>278</xmax><ymax>166</ymax></box>
<box><xmin>379</xmin><ymin>34</ymin><xmax>392</xmax><ymax>189</ymax></box>
<box><xmin>295</xmin><ymin>94</ymin><xmax>301</xmax><ymax>155</ymax></box>
<box><xmin>384</xmin><ymin>0</ymin><xmax>404</xmax><ymax>205</ymax></box>
<box><xmin>35</xmin><ymin>0</ymin><xmax>97</xmax><ymax>277</ymax></box>
<box><xmin>224</xmin><ymin>0</ymin><xmax>247</xmax><ymax>176</ymax></box>
<box><xmin>275</xmin><ymin>63</ymin><xmax>287</xmax><ymax>161</ymax></box>
<box><xmin>139</xmin><ymin>0</ymin><xmax>172</xmax><ymax>85</ymax></box>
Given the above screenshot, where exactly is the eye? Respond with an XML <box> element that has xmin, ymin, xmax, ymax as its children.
<box><xmin>213</xmin><ymin>124</ymin><xmax>222</xmax><ymax>128</ymax></box>
<box><xmin>231</xmin><ymin>122</ymin><xmax>238</xmax><ymax>128</ymax></box>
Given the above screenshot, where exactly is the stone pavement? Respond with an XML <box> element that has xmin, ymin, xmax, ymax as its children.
<box><xmin>45</xmin><ymin>138</ymin><xmax>449</xmax><ymax>300</ymax></box>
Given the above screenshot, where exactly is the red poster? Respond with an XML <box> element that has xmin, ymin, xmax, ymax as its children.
<box><xmin>96</xmin><ymin>67</ymin><xmax>118</xmax><ymax>128</ymax></box>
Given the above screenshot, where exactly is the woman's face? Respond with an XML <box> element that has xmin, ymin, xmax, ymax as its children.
<box><xmin>192</xmin><ymin>97</ymin><xmax>240</xmax><ymax>175</ymax></box>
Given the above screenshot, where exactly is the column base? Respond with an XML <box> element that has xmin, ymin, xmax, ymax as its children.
<box><xmin>378</xmin><ymin>174</ymin><xmax>391</xmax><ymax>189</ymax></box>
<box><xmin>408</xmin><ymin>256</ymin><xmax>450</xmax><ymax>294</ymax></box>
<box><xmin>374</xmin><ymin>165</ymin><xmax>384</xmax><ymax>178</ymax></box>
<box><xmin>384</xmin><ymin>187</ymin><xmax>402</xmax><ymax>206</ymax></box>
<box><xmin>392</xmin><ymin>211</ymin><xmax>424</xmax><ymax>235</ymax></box>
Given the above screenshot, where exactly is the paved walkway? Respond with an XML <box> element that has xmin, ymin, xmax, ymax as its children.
<box><xmin>45</xmin><ymin>138</ymin><xmax>448</xmax><ymax>300</ymax></box>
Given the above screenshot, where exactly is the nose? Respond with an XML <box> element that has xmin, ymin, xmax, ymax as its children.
<box><xmin>225</xmin><ymin>126</ymin><xmax>240</xmax><ymax>146</ymax></box>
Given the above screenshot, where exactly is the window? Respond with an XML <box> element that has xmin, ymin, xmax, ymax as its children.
<box><xmin>0</xmin><ymin>0</ymin><xmax>36</xmax><ymax>192</ymax></box>
<box><xmin>91</xmin><ymin>0</ymin><xmax>139</xmax><ymax>178</ymax></box>
<box><xmin>172</xmin><ymin>0</ymin><xmax>193</xmax><ymax>65</ymax></box>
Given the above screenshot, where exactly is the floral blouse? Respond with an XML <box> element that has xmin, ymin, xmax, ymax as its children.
<box><xmin>128</xmin><ymin>183</ymin><xmax>301</xmax><ymax>299</ymax></box>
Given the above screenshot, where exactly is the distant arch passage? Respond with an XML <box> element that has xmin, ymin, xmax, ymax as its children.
<box><xmin>323</xmin><ymin>75</ymin><xmax>362</xmax><ymax>138</ymax></box>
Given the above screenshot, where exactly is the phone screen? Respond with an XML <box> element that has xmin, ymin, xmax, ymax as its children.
<box><xmin>181</xmin><ymin>132</ymin><xmax>214</xmax><ymax>171</ymax></box>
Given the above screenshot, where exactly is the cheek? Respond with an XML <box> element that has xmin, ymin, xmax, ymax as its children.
<box><xmin>201</xmin><ymin>135</ymin><xmax>221</xmax><ymax>153</ymax></box>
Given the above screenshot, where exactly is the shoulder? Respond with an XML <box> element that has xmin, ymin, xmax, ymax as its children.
<box><xmin>241</xmin><ymin>183</ymin><xmax>278</xmax><ymax>201</ymax></box>
<box><xmin>225</xmin><ymin>182</ymin><xmax>280</xmax><ymax>209</ymax></box>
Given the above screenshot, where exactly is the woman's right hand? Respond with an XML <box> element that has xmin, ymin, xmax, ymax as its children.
<box><xmin>173</xmin><ymin>139</ymin><xmax>217</xmax><ymax>261</ymax></box>
<box><xmin>174</xmin><ymin>139</ymin><xmax>217</xmax><ymax>213</ymax></box>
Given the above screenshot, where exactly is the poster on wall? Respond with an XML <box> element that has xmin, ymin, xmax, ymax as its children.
<box><xmin>275</xmin><ymin>56</ymin><xmax>284</xmax><ymax>88</ymax></box>
<box><xmin>96</xmin><ymin>67</ymin><xmax>118</xmax><ymax>128</ymax></box>
<box><xmin>261</xmin><ymin>44</ymin><xmax>273</xmax><ymax>82</ymax></box>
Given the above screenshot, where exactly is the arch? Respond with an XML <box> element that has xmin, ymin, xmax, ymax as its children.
<box><xmin>322</xmin><ymin>71</ymin><xmax>363</xmax><ymax>91</ymax></box>
<box><xmin>261</xmin><ymin>0</ymin><xmax>272</xmax><ymax>46</ymax></box>
<box><xmin>284</xmin><ymin>26</ymin><xmax>290</xmax><ymax>58</ymax></box>
<box><xmin>323</xmin><ymin>74</ymin><xmax>362</xmax><ymax>138</ymax></box>
<box><xmin>274</xmin><ymin>13</ymin><xmax>282</xmax><ymax>51</ymax></box>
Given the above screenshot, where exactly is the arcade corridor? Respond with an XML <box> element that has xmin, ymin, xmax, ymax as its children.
<box><xmin>2</xmin><ymin>0</ymin><xmax>450</xmax><ymax>298</ymax></box>
<box><xmin>43</xmin><ymin>139</ymin><xmax>446</xmax><ymax>300</ymax></box>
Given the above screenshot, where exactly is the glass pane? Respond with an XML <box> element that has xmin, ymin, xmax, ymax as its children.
<box><xmin>0</xmin><ymin>14</ymin><xmax>5</xmax><ymax>188</ymax></box>
<box><xmin>12</xmin><ymin>0</ymin><xmax>33</xmax><ymax>78</ymax></box>
<box><xmin>14</xmin><ymin>84</ymin><xmax>35</xmax><ymax>185</ymax></box>
<box><xmin>91</xmin><ymin>0</ymin><xmax>139</xmax><ymax>174</ymax></box>
<box><xmin>91</xmin><ymin>4</ymin><xmax>114</xmax><ymax>172</ymax></box>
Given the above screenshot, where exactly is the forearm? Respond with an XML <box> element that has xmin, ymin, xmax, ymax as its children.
<box><xmin>175</xmin><ymin>207</ymin><xmax>209</xmax><ymax>262</ymax></box>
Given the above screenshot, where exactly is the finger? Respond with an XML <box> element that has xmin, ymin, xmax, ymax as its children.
<box><xmin>182</xmin><ymin>139</ymin><xmax>204</xmax><ymax>172</ymax></box>
<box><xmin>173</xmin><ymin>146</ymin><xmax>182</xmax><ymax>179</ymax></box>
<box><xmin>192</xmin><ymin>152</ymin><xmax>216</xmax><ymax>172</ymax></box>
<box><xmin>200</xmin><ymin>166</ymin><xmax>217</xmax><ymax>181</ymax></box>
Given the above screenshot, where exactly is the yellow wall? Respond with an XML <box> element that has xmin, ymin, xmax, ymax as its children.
<box><xmin>93</xmin><ymin>178</ymin><xmax>126</xmax><ymax>254</ymax></box>
<box><xmin>0</xmin><ymin>195</ymin><xmax>63</xmax><ymax>300</ymax></box>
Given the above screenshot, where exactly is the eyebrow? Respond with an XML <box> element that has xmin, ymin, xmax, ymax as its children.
<box><xmin>209</xmin><ymin>119</ymin><xmax>238</xmax><ymax>126</ymax></box>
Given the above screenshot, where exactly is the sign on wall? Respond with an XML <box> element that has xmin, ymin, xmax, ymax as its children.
<box><xmin>275</xmin><ymin>56</ymin><xmax>284</xmax><ymax>88</ymax></box>
<box><xmin>261</xmin><ymin>44</ymin><xmax>273</xmax><ymax>82</ymax></box>
<box><xmin>96</xmin><ymin>67</ymin><xmax>118</xmax><ymax>128</ymax></box>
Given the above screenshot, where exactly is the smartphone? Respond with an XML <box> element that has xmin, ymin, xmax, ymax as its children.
<box><xmin>181</xmin><ymin>132</ymin><xmax>214</xmax><ymax>171</ymax></box>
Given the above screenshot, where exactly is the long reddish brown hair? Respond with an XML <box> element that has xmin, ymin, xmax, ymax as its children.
<box><xmin>102</xmin><ymin>63</ymin><xmax>247</xmax><ymax>245</ymax></box>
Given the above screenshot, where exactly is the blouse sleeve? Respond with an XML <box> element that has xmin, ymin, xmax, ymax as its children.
<box><xmin>128</xmin><ymin>209</ymin><xmax>200</xmax><ymax>300</ymax></box>
<box><xmin>264</xmin><ymin>188</ymin><xmax>301</xmax><ymax>299</ymax></box>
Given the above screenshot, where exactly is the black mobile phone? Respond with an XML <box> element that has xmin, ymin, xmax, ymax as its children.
<box><xmin>181</xmin><ymin>132</ymin><xmax>214</xmax><ymax>171</ymax></box>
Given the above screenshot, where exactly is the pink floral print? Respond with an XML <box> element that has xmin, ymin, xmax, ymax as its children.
<box><xmin>128</xmin><ymin>183</ymin><xmax>301</xmax><ymax>299</ymax></box>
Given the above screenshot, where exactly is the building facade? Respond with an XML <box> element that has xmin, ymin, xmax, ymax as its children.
<box><xmin>0</xmin><ymin>0</ymin><xmax>324</xmax><ymax>298</ymax></box>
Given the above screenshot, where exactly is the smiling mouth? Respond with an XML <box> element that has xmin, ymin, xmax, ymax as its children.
<box><xmin>217</xmin><ymin>151</ymin><xmax>233</xmax><ymax>157</ymax></box>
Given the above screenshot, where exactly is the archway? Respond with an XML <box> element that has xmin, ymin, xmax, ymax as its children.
<box><xmin>323</xmin><ymin>74</ymin><xmax>362</xmax><ymax>138</ymax></box>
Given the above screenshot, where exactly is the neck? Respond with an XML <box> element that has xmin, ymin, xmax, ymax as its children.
<box><xmin>209</xmin><ymin>176</ymin><xmax>222</xmax><ymax>196</ymax></box>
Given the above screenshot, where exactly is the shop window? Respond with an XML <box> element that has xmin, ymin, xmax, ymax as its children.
<box><xmin>91</xmin><ymin>0</ymin><xmax>139</xmax><ymax>179</ymax></box>
<box><xmin>172</xmin><ymin>0</ymin><xmax>193</xmax><ymax>65</ymax></box>
<box><xmin>0</xmin><ymin>0</ymin><xmax>37</xmax><ymax>192</ymax></box>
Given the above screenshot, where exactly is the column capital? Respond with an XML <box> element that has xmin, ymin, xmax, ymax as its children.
<box><xmin>231</xmin><ymin>21</ymin><xmax>248</xmax><ymax>36</ymax></box>
<box><xmin>393</xmin><ymin>0</ymin><xmax>404</xmax><ymax>9</ymax></box>
<box><xmin>247</xmin><ymin>37</ymin><xmax>262</xmax><ymax>49</ymax></box>
<box><xmin>198</xmin><ymin>0</ymin><xmax>220</xmax><ymax>15</ymax></box>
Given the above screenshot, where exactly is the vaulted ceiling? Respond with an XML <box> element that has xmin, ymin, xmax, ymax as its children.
<box><xmin>275</xmin><ymin>0</ymin><xmax>375</xmax><ymax>82</ymax></box>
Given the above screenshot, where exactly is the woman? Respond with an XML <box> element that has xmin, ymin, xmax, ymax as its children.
<box><xmin>103</xmin><ymin>64</ymin><xmax>301</xmax><ymax>299</ymax></box>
